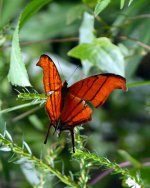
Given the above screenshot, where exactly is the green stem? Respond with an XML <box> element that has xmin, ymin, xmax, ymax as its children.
<box><xmin>127</xmin><ymin>81</ymin><xmax>150</xmax><ymax>87</ymax></box>
<box><xmin>0</xmin><ymin>135</ymin><xmax>79</xmax><ymax>188</ymax></box>
<box><xmin>0</xmin><ymin>101</ymin><xmax>41</xmax><ymax>114</ymax></box>
<box><xmin>74</xmin><ymin>150</ymin><xmax>143</xmax><ymax>187</ymax></box>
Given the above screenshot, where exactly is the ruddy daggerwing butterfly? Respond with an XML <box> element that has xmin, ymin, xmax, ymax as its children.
<box><xmin>36</xmin><ymin>54</ymin><xmax>126</xmax><ymax>152</ymax></box>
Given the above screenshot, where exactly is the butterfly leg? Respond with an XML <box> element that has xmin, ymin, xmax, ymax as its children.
<box><xmin>70</xmin><ymin>128</ymin><xmax>75</xmax><ymax>153</ymax></box>
<box><xmin>44</xmin><ymin>123</ymin><xmax>52</xmax><ymax>144</ymax></box>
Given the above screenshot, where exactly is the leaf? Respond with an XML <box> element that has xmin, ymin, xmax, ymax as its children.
<box><xmin>118</xmin><ymin>150</ymin><xmax>141</xmax><ymax>168</ymax></box>
<box><xmin>8</xmin><ymin>23</ymin><xmax>31</xmax><ymax>86</ymax></box>
<box><xmin>0</xmin><ymin>0</ymin><xmax>24</xmax><ymax>29</ymax></box>
<box><xmin>7</xmin><ymin>0</ymin><xmax>52</xmax><ymax>86</ymax></box>
<box><xmin>66</xmin><ymin>4</ymin><xmax>86</xmax><ymax>24</ymax></box>
<box><xmin>19</xmin><ymin>0</ymin><xmax>52</xmax><ymax>30</ymax></box>
<box><xmin>68</xmin><ymin>37</ymin><xmax>125</xmax><ymax>76</ymax></box>
<box><xmin>79</xmin><ymin>12</ymin><xmax>95</xmax><ymax>75</ymax></box>
<box><xmin>22</xmin><ymin>141</ymin><xmax>32</xmax><ymax>155</ymax></box>
<box><xmin>120</xmin><ymin>0</ymin><xmax>126</xmax><ymax>9</ymax></box>
<box><xmin>0</xmin><ymin>146</ymin><xmax>11</xmax><ymax>152</ymax></box>
<box><xmin>94</xmin><ymin>0</ymin><xmax>111</xmax><ymax>16</ymax></box>
<box><xmin>82</xmin><ymin>0</ymin><xmax>97</xmax><ymax>8</ymax></box>
<box><xmin>20</xmin><ymin>3</ymin><xmax>79</xmax><ymax>41</ymax></box>
<box><xmin>4</xmin><ymin>130</ymin><xmax>13</xmax><ymax>142</ymax></box>
<box><xmin>79</xmin><ymin>12</ymin><xmax>95</xmax><ymax>44</ymax></box>
<box><xmin>128</xmin><ymin>0</ymin><xmax>134</xmax><ymax>6</ymax></box>
<box><xmin>21</xmin><ymin>161</ymin><xmax>40</xmax><ymax>186</ymax></box>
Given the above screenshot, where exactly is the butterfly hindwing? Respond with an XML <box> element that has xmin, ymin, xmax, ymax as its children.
<box><xmin>69</xmin><ymin>74</ymin><xmax>126</xmax><ymax>108</ymax></box>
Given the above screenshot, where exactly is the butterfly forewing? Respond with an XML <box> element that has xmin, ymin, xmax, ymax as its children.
<box><xmin>69</xmin><ymin>74</ymin><xmax>126</xmax><ymax>108</ymax></box>
<box><xmin>36</xmin><ymin>55</ymin><xmax>62</xmax><ymax>93</ymax></box>
<box><xmin>36</xmin><ymin>55</ymin><xmax>62</xmax><ymax>125</ymax></box>
<box><xmin>46</xmin><ymin>92</ymin><xmax>62</xmax><ymax>125</ymax></box>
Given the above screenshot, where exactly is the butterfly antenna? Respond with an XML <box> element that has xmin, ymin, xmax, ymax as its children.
<box><xmin>44</xmin><ymin>123</ymin><xmax>52</xmax><ymax>144</ymax></box>
<box><xmin>55</xmin><ymin>55</ymin><xmax>65</xmax><ymax>79</ymax></box>
<box><xmin>70</xmin><ymin>128</ymin><xmax>75</xmax><ymax>153</ymax></box>
<box><xmin>67</xmin><ymin>65</ymin><xmax>80</xmax><ymax>83</ymax></box>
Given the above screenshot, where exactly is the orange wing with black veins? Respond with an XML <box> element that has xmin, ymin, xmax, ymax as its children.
<box><xmin>69</xmin><ymin>73</ymin><xmax>126</xmax><ymax>108</ymax></box>
<box><xmin>36</xmin><ymin>54</ymin><xmax>62</xmax><ymax>125</ymax></box>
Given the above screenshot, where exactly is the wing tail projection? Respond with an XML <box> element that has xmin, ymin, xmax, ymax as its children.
<box><xmin>69</xmin><ymin>73</ymin><xmax>126</xmax><ymax>108</ymax></box>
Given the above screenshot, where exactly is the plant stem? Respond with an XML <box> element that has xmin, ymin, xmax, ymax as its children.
<box><xmin>0</xmin><ymin>135</ymin><xmax>79</xmax><ymax>188</ymax></box>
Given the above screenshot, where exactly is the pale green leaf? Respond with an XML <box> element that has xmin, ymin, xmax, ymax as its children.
<box><xmin>7</xmin><ymin>0</ymin><xmax>52</xmax><ymax>86</ymax></box>
<box><xmin>79</xmin><ymin>12</ymin><xmax>95</xmax><ymax>43</ymax></box>
<box><xmin>94</xmin><ymin>0</ymin><xmax>110</xmax><ymax>16</ymax></box>
<box><xmin>4</xmin><ymin>130</ymin><xmax>13</xmax><ymax>142</ymax></box>
<box><xmin>0</xmin><ymin>147</ymin><xmax>11</xmax><ymax>152</ymax></box>
<box><xmin>22</xmin><ymin>141</ymin><xmax>32</xmax><ymax>155</ymax></box>
<box><xmin>79</xmin><ymin>12</ymin><xmax>95</xmax><ymax>74</ymax></box>
<box><xmin>120</xmin><ymin>0</ymin><xmax>126</xmax><ymax>9</ymax></box>
<box><xmin>128</xmin><ymin>0</ymin><xmax>134</xmax><ymax>6</ymax></box>
<box><xmin>68</xmin><ymin>37</ymin><xmax>125</xmax><ymax>76</ymax></box>
<box><xmin>8</xmin><ymin>23</ymin><xmax>31</xmax><ymax>86</ymax></box>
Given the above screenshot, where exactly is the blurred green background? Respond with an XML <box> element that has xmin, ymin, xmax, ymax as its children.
<box><xmin>0</xmin><ymin>0</ymin><xmax>150</xmax><ymax>187</ymax></box>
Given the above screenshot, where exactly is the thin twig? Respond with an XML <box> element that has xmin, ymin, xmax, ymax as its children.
<box><xmin>3</xmin><ymin>37</ymin><xmax>79</xmax><ymax>49</ymax></box>
<box><xmin>129</xmin><ymin>14</ymin><xmax>150</xmax><ymax>20</ymax></box>
<box><xmin>120</xmin><ymin>35</ymin><xmax>150</xmax><ymax>51</ymax></box>
<box><xmin>90</xmin><ymin>159</ymin><xmax>150</xmax><ymax>185</ymax></box>
<box><xmin>90</xmin><ymin>161</ymin><xmax>130</xmax><ymax>185</ymax></box>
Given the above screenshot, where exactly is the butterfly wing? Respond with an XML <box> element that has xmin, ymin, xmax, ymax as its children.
<box><xmin>36</xmin><ymin>54</ymin><xmax>62</xmax><ymax>94</ymax></box>
<box><xmin>36</xmin><ymin>55</ymin><xmax>62</xmax><ymax>143</ymax></box>
<box><xmin>60</xmin><ymin>93</ymin><xmax>92</xmax><ymax>128</ymax></box>
<box><xmin>69</xmin><ymin>73</ymin><xmax>126</xmax><ymax>108</ymax></box>
<box><xmin>60</xmin><ymin>93</ymin><xmax>92</xmax><ymax>153</ymax></box>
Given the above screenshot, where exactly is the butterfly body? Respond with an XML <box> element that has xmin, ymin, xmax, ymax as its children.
<box><xmin>37</xmin><ymin>54</ymin><xmax>126</xmax><ymax>152</ymax></box>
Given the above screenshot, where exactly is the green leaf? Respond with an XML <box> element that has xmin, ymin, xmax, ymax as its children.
<box><xmin>8</xmin><ymin>23</ymin><xmax>31</xmax><ymax>86</ymax></box>
<box><xmin>79</xmin><ymin>12</ymin><xmax>95</xmax><ymax>43</ymax></box>
<box><xmin>118</xmin><ymin>150</ymin><xmax>141</xmax><ymax>168</ymax></box>
<box><xmin>19</xmin><ymin>0</ymin><xmax>52</xmax><ymax>30</ymax></box>
<box><xmin>7</xmin><ymin>0</ymin><xmax>52</xmax><ymax>86</ymax></box>
<box><xmin>66</xmin><ymin>4</ymin><xmax>86</xmax><ymax>24</ymax></box>
<box><xmin>94</xmin><ymin>0</ymin><xmax>111</xmax><ymax>16</ymax></box>
<box><xmin>68</xmin><ymin>37</ymin><xmax>125</xmax><ymax>76</ymax></box>
<box><xmin>0</xmin><ymin>0</ymin><xmax>24</xmax><ymax>29</ymax></box>
<box><xmin>79</xmin><ymin>12</ymin><xmax>95</xmax><ymax>74</ymax></box>
<box><xmin>128</xmin><ymin>0</ymin><xmax>134</xmax><ymax>6</ymax></box>
<box><xmin>82</xmin><ymin>0</ymin><xmax>97</xmax><ymax>8</ymax></box>
<box><xmin>4</xmin><ymin>130</ymin><xmax>13</xmax><ymax>142</ymax></box>
<box><xmin>22</xmin><ymin>141</ymin><xmax>32</xmax><ymax>155</ymax></box>
<box><xmin>120</xmin><ymin>0</ymin><xmax>126</xmax><ymax>9</ymax></box>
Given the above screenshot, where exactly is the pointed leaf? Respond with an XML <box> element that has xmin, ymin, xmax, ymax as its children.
<box><xmin>79</xmin><ymin>12</ymin><xmax>95</xmax><ymax>75</ymax></box>
<box><xmin>94</xmin><ymin>0</ymin><xmax>110</xmax><ymax>16</ymax></box>
<box><xmin>68</xmin><ymin>37</ymin><xmax>125</xmax><ymax>76</ymax></box>
<box><xmin>22</xmin><ymin>141</ymin><xmax>32</xmax><ymax>155</ymax></box>
<box><xmin>7</xmin><ymin>0</ymin><xmax>52</xmax><ymax>86</ymax></box>
<box><xmin>118</xmin><ymin>150</ymin><xmax>141</xmax><ymax>168</ymax></box>
<box><xmin>120</xmin><ymin>0</ymin><xmax>126</xmax><ymax>9</ymax></box>
<box><xmin>4</xmin><ymin>130</ymin><xmax>13</xmax><ymax>142</ymax></box>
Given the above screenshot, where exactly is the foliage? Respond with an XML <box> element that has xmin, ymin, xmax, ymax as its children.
<box><xmin>0</xmin><ymin>0</ymin><xmax>150</xmax><ymax>187</ymax></box>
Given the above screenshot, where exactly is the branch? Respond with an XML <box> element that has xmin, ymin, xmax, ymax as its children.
<box><xmin>120</xmin><ymin>35</ymin><xmax>150</xmax><ymax>51</ymax></box>
<box><xmin>0</xmin><ymin>134</ymin><xmax>79</xmax><ymax>188</ymax></box>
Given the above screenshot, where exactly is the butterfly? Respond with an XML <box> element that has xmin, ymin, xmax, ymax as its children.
<box><xmin>36</xmin><ymin>54</ymin><xmax>126</xmax><ymax>152</ymax></box>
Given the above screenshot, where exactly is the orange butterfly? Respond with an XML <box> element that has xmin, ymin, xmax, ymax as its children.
<box><xmin>37</xmin><ymin>54</ymin><xmax>126</xmax><ymax>152</ymax></box>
